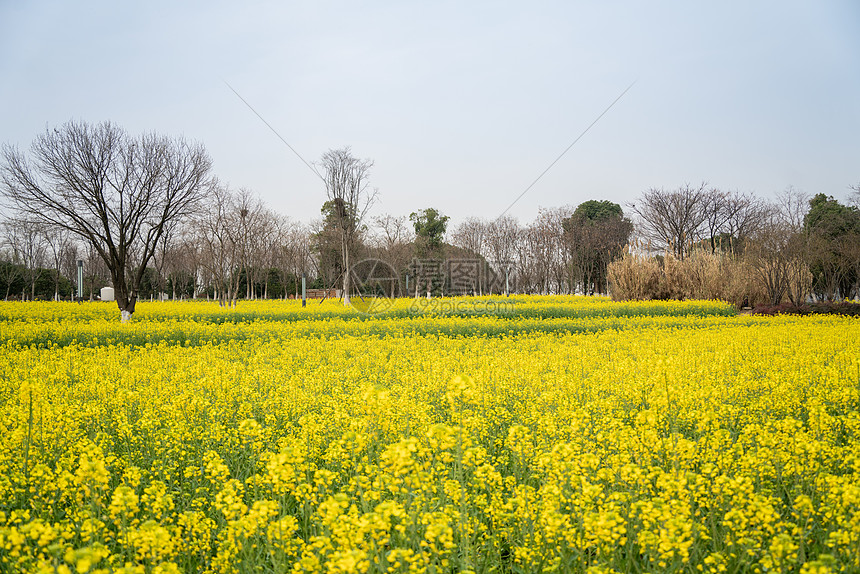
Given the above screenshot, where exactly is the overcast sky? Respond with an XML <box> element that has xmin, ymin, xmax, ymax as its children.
<box><xmin>1</xmin><ymin>1</ymin><xmax>858</xmax><ymax>227</ymax></box>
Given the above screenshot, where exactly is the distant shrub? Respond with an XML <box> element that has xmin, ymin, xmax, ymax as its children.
<box><xmin>752</xmin><ymin>301</ymin><xmax>860</xmax><ymax>316</ymax></box>
<box><xmin>608</xmin><ymin>248</ymin><xmax>768</xmax><ymax>307</ymax></box>
<box><xmin>605</xmin><ymin>247</ymin><xmax>662</xmax><ymax>301</ymax></box>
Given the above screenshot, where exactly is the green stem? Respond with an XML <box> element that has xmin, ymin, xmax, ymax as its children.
<box><xmin>23</xmin><ymin>389</ymin><xmax>33</xmax><ymax>491</ymax></box>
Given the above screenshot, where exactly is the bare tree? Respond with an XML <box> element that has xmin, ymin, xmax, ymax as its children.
<box><xmin>521</xmin><ymin>208</ymin><xmax>570</xmax><ymax>294</ymax></box>
<box><xmin>269</xmin><ymin>216</ymin><xmax>301</xmax><ymax>299</ymax></box>
<box><xmin>317</xmin><ymin>147</ymin><xmax>376</xmax><ymax>306</ymax></box>
<box><xmin>286</xmin><ymin>222</ymin><xmax>315</xmax><ymax>297</ymax></box>
<box><xmin>450</xmin><ymin>217</ymin><xmax>488</xmax><ymax>258</ymax></box>
<box><xmin>161</xmin><ymin>228</ymin><xmax>197</xmax><ymax>300</ymax></box>
<box><xmin>42</xmin><ymin>224</ymin><xmax>74</xmax><ymax>300</ymax></box>
<box><xmin>254</xmin><ymin>208</ymin><xmax>281</xmax><ymax>299</ymax></box>
<box><xmin>1</xmin><ymin>121</ymin><xmax>213</xmax><ymax>320</ymax></box>
<box><xmin>0</xmin><ymin>231</ymin><xmax>23</xmax><ymax>300</ymax></box>
<box><xmin>59</xmin><ymin>241</ymin><xmax>81</xmax><ymax>296</ymax></box>
<box><xmin>372</xmin><ymin>214</ymin><xmax>412</xmax><ymax>251</ymax></box>
<box><xmin>775</xmin><ymin>186</ymin><xmax>810</xmax><ymax>234</ymax></box>
<box><xmin>81</xmin><ymin>240</ymin><xmax>110</xmax><ymax>301</ymax></box>
<box><xmin>721</xmin><ymin>192</ymin><xmax>772</xmax><ymax>255</ymax></box>
<box><xmin>232</xmin><ymin>189</ymin><xmax>270</xmax><ymax>300</ymax></box>
<box><xmin>449</xmin><ymin>217</ymin><xmax>490</xmax><ymax>294</ymax></box>
<box><xmin>630</xmin><ymin>183</ymin><xmax>710</xmax><ymax>260</ymax></box>
<box><xmin>189</xmin><ymin>186</ymin><xmax>278</xmax><ymax>303</ymax></box>
<box><xmin>516</xmin><ymin>224</ymin><xmax>545</xmax><ymax>294</ymax></box>
<box><xmin>193</xmin><ymin>185</ymin><xmax>244</xmax><ymax>307</ymax></box>
<box><xmin>699</xmin><ymin>188</ymin><xmax>728</xmax><ymax>254</ymax></box>
<box><xmin>696</xmin><ymin>189</ymin><xmax>772</xmax><ymax>255</ymax></box>
<box><xmin>150</xmin><ymin>220</ymin><xmax>181</xmax><ymax>301</ymax></box>
<box><xmin>746</xmin><ymin>201</ymin><xmax>812</xmax><ymax>306</ymax></box>
<box><xmin>486</xmin><ymin>215</ymin><xmax>520</xmax><ymax>294</ymax></box>
<box><xmin>370</xmin><ymin>214</ymin><xmax>414</xmax><ymax>278</ymax></box>
<box><xmin>3</xmin><ymin>218</ymin><xmax>47</xmax><ymax>300</ymax></box>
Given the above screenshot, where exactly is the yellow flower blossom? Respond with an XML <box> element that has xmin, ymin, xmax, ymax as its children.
<box><xmin>0</xmin><ymin>298</ymin><xmax>858</xmax><ymax>572</ymax></box>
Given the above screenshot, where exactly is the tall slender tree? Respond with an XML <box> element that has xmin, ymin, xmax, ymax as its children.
<box><xmin>317</xmin><ymin>147</ymin><xmax>375</xmax><ymax>306</ymax></box>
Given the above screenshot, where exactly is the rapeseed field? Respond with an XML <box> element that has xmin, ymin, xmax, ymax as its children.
<box><xmin>0</xmin><ymin>297</ymin><xmax>858</xmax><ymax>573</ymax></box>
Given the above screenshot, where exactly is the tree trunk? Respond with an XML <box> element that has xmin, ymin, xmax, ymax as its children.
<box><xmin>112</xmin><ymin>269</ymin><xmax>138</xmax><ymax>322</ymax></box>
<box><xmin>116</xmin><ymin>292</ymin><xmax>137</xmax><ymax>322</ymax></box>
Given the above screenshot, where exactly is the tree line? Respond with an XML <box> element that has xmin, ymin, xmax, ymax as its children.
<box><xmin>1</xmin><ymin>121</ymin><xmax>858</xmax><ymax>319</ymax></box>
<box><xmin>614</xmin><ymin>184</ymin><xmax>860</xmax><ymax>306</ymax></box>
